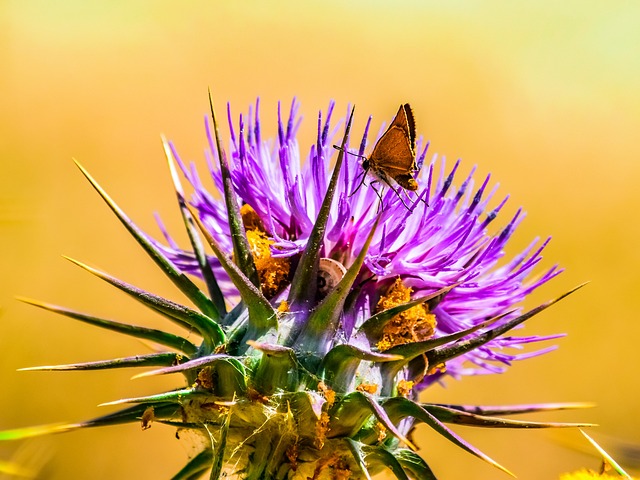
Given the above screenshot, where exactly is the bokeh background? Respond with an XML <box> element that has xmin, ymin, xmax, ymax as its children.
<box><xmin>1</xmin><ymin>2</ymin><xmax>639</xmax><ymax>479</ymax></box>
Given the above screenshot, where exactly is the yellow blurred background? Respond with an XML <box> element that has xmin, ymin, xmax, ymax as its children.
<box><xmin>1</xmin><ymin>1</ymin><xmax>639</xmax><ymax>479</ymax></box>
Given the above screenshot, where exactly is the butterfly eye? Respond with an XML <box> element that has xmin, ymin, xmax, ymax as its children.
<box><xmin>317</xmin><ymin>258</ymin><xmax>347</xmax><ymax>299</ymax></box>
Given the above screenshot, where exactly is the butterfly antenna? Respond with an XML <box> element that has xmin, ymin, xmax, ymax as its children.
<box><xmin>333</xmin><ymin>144</ymin><xmax>367</xmax><ymax>160</ymax></box>
<box><xmin>333</xmin><ymin>144</ymin><xmax>371</xmax><ymax>198</ymax></box>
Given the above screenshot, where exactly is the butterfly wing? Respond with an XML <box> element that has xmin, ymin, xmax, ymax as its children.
<box><xmin>369</xmin><ymin>125</ymin><xmax>416</xmax><ymax>174</ymax></box>
<box><xmin>402</xmin><ymin>103</ymin><xmax>416</xmax><ymax>153</ymax></box>
<box><xmin>371</xmin><ymin>104</ymin><xmax>416</xmax><ymax>170</ymax></box>
<box><xmin>389</xmin><ymin>104</ymin><xmax>416</xmax><ymax>150</ymax></box>
<box><xmin>366</xmin><ymin>104</ymin><xmax>419</xmax><ymax>191</ymax></box>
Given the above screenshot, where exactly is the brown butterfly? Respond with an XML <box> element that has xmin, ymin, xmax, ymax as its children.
<box><xmin>363</xmin><ymin>103</ymin><xmax>418</xmax><ymax>191</ymax></box>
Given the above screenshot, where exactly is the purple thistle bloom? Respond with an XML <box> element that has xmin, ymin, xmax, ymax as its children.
<box><xmin>156</xmin><ymin>99</ymin><xmax>562</xmax><ymax>390</ymax></box>
<box><xmin>3</xmin><ymin>97</ymin><xmax>588</xmax><ymax>479</ymax></box>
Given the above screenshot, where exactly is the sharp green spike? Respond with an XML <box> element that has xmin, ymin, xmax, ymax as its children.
<box><xmin>132</xmin><ymin>355</ymin><xmax>247</xmax><ymax>397</ymax></box>
<box><xmin>287</xmin><ymin>106</ymin><xmax>356</xmax><ymax>311</ymax></box>
<box><xmin>428</xmin><ymin>284</ymin><xmax>586</xmax><ymax>366</ymax></box>
<box><xmin>190</xmin><ymin>207</ymin><xmax>277</xmax><ymax>337</ymax></box>
<box><xmin>328</xmin><ymin>392</ymin><xmax>416</xmax><ymax>451</ymax></box>
<box><xmin>99</xmin><ymin>388</ymin><xmax>198</xmax><ymax>407</ymax></box>
<box><xmin>163</xmin><ymin>136</ymin><xmax>227</xmax><ymax>317</ymax></box>
<box><xmin>580</xmin><ymin>430</ymin><xmax>632</xmax><ymax>478</ymax></box>
<box><xmin>362</xmin><ymin>446</ymin><xmax>411</xmax><ymax>480</ymax></box>
<box><xmin>74</xmin><ymin>403</ymin><xmax>181</xmax><ymax>429</ymax></box>
<box><xmin>0</xmin><ymin>424</ymin><xmax>74</xmax><ymax>441</ymax></box>
<box><xmin>294</xmin><ymin>215</ymin><xmax>380</xmax><ymax>356</ymax></box>
<box><xmin>378</xmin><ymin>312</ymin><xmax>507</xmax><ymax>395</ymax></box>
<box><xmin>63</xmin><ymin>257</ymin><xmax>225</xmax><ymax>350</ymax></box>
<box><xmin>384</xmin><ymin>311</ymin><xmax>508</xmax><ymax>362</ymax></box>
<box><xmin>425</xmin><ymin>402</ymin><xmax>595</xmax><ymax>416</ymax></box>
<box><xmin>208</xmin><ymin>91</ymin><xmax>260</xmax><ymax>289</ymax></box>
<box><xmin>74</xmin><ymin>160</ymin><xmax>220</xmax><ymax>320</ymax></box>
<box><xmin>424</xmin><ymin>404</ymin><xmax>595</xmax><ymax>429</ymax></box>
<box><xmin>18</xmin><ymin>297</ymin><xmax>197</xmax><ymax>356</ymax></box>
<box><xmin>19</xmin><ymin>352</ymin><xmax>180</xmax><ymax>372</ymax></box>
<box><xmin>132</xmin><ymin>354</ymin><xmax>241</xmax><ymax>379</ymax></box>
<box><xmin>382</xmin><ymin>397</ymin><xmax>514</xmax><ymax>477</ymax></box>
<box><xmin>394</xmin><ymin>449</ymin><xmax>438</xmax><ymax>480</ymax></box>
<box><xmin>170</xmin><ymin>449</ymin><xmax>212</xmax><ymax>480</ymax></box>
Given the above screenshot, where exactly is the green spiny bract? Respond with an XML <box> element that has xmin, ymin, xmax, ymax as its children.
<box><xmin>3</xmin><ymin>99</ymin><xmax>590</xmax><ymax>479</ymax></box>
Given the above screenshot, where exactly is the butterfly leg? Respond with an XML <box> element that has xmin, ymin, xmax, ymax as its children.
<box><xmin>349</xmin><ymin>168</ymin><xmax>368</xmax><ymax>197</ymax></box>
<box><xmin>369</xmin><ymin>181</ymin><xmax>385</xmax><ymax>212</ymax></box>
<box><xmin>387</xmin><ymin>183</ymin><xmax>413</xmax><ymax>211</ymax></box>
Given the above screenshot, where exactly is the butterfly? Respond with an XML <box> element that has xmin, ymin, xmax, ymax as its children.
<box><xmin>362</xmin><ymin>103</ymin><xmax>418</xmax><ymax>192</ymax></box>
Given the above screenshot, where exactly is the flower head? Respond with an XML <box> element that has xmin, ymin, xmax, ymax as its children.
<box><xmin>159</xmin><ymin>99</ymin><xmax>562</xmax><ymax>388</ymax></box>
<box><xmin>2</xmin><ymin>98</ymin><xmax>587</xmax><ymax>479</ymax></box>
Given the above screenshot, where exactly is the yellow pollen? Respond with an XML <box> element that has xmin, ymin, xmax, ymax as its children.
<box><xmin>318</xmin><ymin>381</ymin><xmax>336</xmax><ymax>407</ymax></box>
<box><xmin>314</xmin><ymin>411</ymin><xmax>331</xmax><ymax>449</ymax></box>
<box><xmin>356</xmin><ymin>382</ymin><xmax>378</xmax><ymax>394</ymax></box>
<box><xmin>375</xmin><ymin>338</ymin><xmax>392</xmax><ymax>352</ymax></box>
<box><xmin>376</xmin><ymin>422</ymin><xmax>387</xmax><ymax>443</ymax></box>
<box><xmin>240</xmin><ymin>204</ymin><xmax>266</xmax><ymax>231</ymax></box>
<box><xmin>245</xmin><ymin>229</ymin><xmax>290</xmax><ymax>298</ymax></box>
<box><xmin>396</xmin><ymin>379</ymin><xmax>414</xmax><ymax>397</ymax></box>
<box><xmin>375</xmin><ymin>278</ymin><xmax>437</xmax><ymax>351</ymax></box>
<box><xmin>277</xmin><ymin>300</ymin><xmax>290</xmax><ymax>313</ymax></box>
<box><xmin>427</xmin><ymin>363</ymin><xmax>446</xmax><ymax>375</ymax></box>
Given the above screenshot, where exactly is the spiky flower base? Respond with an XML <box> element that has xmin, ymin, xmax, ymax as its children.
<box><xmin>1</xmin><ymin>98</ymin><xmax>590</xmax><ymax>479</ymax></box>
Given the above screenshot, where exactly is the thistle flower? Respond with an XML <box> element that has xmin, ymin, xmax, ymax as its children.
<box><xmin>2</xmin><ymin>98</ymin><xmax>590</xmax><ymax>479</ymax></box>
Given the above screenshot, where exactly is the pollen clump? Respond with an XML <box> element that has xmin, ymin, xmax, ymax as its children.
<box><xmin>318</xmin><ymin>381</ymin><xmax>336</xmax><ymax>407</ymax></box>
<box><xmin>314</xmin><ymin>411</ymin><xmax>331</xmax><ymax>449</ymax></box>
<box><xmin>427</xmin><ymin>363</ymin><xmax>446</xmax><ymax>375</ymax></box>
<box><xmin>241</xmin><ymin>206</ymin><xmax>290</xmax><ymax>298</ymax></box>
<box><xmin>356</xmin><ymin>382</ymin><xmax>378</xmax><ymax>394</ymax></box>
<box><xmin>396</xmin><ymin>379</ymin><xmax>414</xmax><ymax>397</ymax></box>
<box><xmin>240</xmin><ymin>203</ymin><xmax>266</xmax><ymax>231</ymax></box>
<box><xmin>277</xmin><ymin>300</ymin><xmax>290</xmax><ymax>313</ymax></box>
<box><xmin>376</xmin><ymin>277</ymin><xmax>437</xmax><ymax>351</ymax></box>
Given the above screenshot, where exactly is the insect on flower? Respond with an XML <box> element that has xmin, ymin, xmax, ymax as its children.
<box><xmin>1</xmin><ymin>97</ymin><xmax>590</xmax><ymax>480</ymax></box>
<box><xmin>347</xmin><ymin>104</ymin><xmax>419</xmax><ymax>208</ymax></box>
